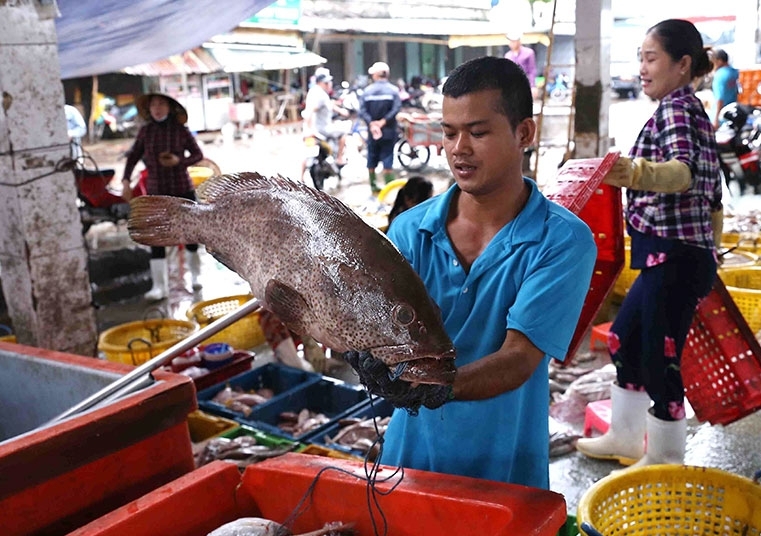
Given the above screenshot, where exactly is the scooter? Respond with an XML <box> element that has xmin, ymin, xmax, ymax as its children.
<box><xmin>715</xmin><ymin>102</ymin><xmax>761</xmax><ymax>195</ymax></box>
<box><xmin>74</xmin><ymin>153</ymin><xmax>145</xmax><ymax>234</ymax></box>
<box><xmin>304</xmin><ymin>134</ymin><xmax>342</xmax><ymax>191</ymax></box>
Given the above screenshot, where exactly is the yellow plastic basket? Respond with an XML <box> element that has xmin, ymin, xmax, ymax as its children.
<box><xmin>578</xmin><ymin>465</ymin><xmax>761</xmax><ymax>535</ymax></box>
<box><xmin>0</xmin><ymin>335</ymin><xmax>16</xmax><ymax>343</ymax></box>
<box><xmin>613</xmin><ymin>237</ymin><xmax>758</xmax><ymax>300</ymax></box>
<box><xmin>612</xmin><ymin>237</ymin><xmax>638</xmax><ymax>299</ymax></box>
<box><xmin>188</xmin><ymin>166</ymin><xmax>214</xmax><ymax>188</ymax></box>
<box><xmin>98</xmin><ymin>319</ymin><xmax>198</xmax><ymax>366</ymax></box>
<box><xmin>719</xmin><ymin>266</ymin><xmax>761</xmax><ymax>333</ymax></box>
<box><xmin>186</xmin><ymin>294</ymin><xmax>265</xmax><ymax>350</ymax></box>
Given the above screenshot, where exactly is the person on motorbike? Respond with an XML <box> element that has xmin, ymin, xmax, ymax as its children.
<box><xmin>121</xmin><ymin>93</ymin><xmax>205</xmax><ymax>301</ymax></box>
<box><xmin>300</xmin><ymin>68</ymin><xmax>350</xmax><ymax>183</ymax></box>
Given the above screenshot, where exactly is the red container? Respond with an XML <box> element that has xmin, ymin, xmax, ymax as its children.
<box><xmin>682</xmin><ymin>278</ymin><xmax>761</xmax><ymax>425</ymax></box>
<box><xmin>0</xmin><ymin>342</ymin><xmax>197</xmax><ymax>536</ymax></box>
<box><xmin>70</xmin><ymin>454</ymin><xmax>566</xmax><ymax>536</ymax></box>
<box><xmin>543</xmin><ymin>152</ymin><xmax>624</xmax><ymax>362</ymax></box>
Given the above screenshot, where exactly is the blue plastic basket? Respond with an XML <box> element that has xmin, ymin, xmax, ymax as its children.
<box><xmin>307</xmin><ymin>397</ymin><xmax>393</xmax><ymax>457</ymax></box>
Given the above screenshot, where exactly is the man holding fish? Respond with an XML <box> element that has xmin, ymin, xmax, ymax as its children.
<box><xmin>127</xmin><ymin>56</ymin><xmax>595</xmax><ymax>490</ymax></box>
<box><xmin>346</xmin><ymin>56</ymin><xmax>597</xmax><ymax>489</ymax></box>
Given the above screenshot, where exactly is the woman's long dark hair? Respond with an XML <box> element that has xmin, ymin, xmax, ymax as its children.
<box><xmin>647</xmin><ymin>19</ymin><xmax>712</xmax><ymax>79</ymax></box>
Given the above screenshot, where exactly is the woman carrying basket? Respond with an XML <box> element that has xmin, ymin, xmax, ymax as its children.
<box><xmin>122</xmin><ymin>93</ymin><xmax>205</xmax><ymax>301</ymax></box>
<box><xmin>576</xmin><ymin>19</ymin><xmax>723</xmax><ymax>469</ymax></box>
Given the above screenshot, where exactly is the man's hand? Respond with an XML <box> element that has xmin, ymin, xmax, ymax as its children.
<box><xmin>158</xmin><ymin>152</ymin><xmax>180</xmax><ymax>167</ymax></box>
<box><xmin>342</xmin><ymin>351</ymin><xmax>452</xmax><ymax>415</ymax></box>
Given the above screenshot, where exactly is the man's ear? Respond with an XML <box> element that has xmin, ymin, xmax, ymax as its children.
<box><xmin>517</xmin><ymin>118</ymin><xmax>537</xmax><ymax>149</ymax></box>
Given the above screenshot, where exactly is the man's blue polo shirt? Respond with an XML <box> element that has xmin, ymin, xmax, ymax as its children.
<box><xmin>383</xmin><ymin>178</ymin><xmax>596</xmax><ymax>488</ymax></box>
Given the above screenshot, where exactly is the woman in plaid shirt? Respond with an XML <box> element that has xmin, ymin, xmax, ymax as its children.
<box><xmin>577</xmin><ymin>19</ymin><xmax>722</xmax><ymax>470</ymax></box>
<box><xmin>122</xmin><ymin>93</ymin><xmax>205</xmax><ymax>300</ymax></box>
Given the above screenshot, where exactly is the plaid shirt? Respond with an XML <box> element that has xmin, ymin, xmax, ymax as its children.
<box><xmin>123</xmin><ymin>119</ymin><xmax>203</xmax><ymax>196</ymax></box>
<box><xmin>626</xmin><ymin>85</ymin><xmax>722</xmax><ymax>250</ymax></box>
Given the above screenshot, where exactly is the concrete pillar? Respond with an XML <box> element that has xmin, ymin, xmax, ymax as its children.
<box><xmin>574</xmin><ymin>0</ymin><xmax>612</xmax><ymax>158</ymax></box>
<box><xmin>0</xmin><ymin>1</ymin><xmax>97</xmax><ymax>355</ymax></box>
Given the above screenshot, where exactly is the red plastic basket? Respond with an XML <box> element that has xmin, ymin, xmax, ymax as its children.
<box><xmin>682</xmin><ymin>278</ymin><xmax>761</xmax><ymax>425</ymax></box>
<box><xmin>543</xmin><ymin>152</ymin><xmax>623</xmax><ymax>363</ymax></box>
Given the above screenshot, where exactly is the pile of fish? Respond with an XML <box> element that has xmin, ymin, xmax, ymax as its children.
<box><xmin>195</xmin><ymin>434</ymin><xmax>295</xmax><ymax>469</ymax></box>
<box><xmin>207</xmin><ymin>518</ymin><xmax>354</xmax><ymax>536</ymax></box>
<box><xmin>278</xmin><ymin>408</ymin><xmax>331</xmax><ymax>437</ymax></box>
<box><xmin>211</xmin><ymin>384</ymin><xmax>275</xmax><ymax>417</ymax></box>
<box><xmin>324</xmin><ymin>416</ymin><xmax>390</xmax><ymax>460</ymax></box>
<box><xmin>127</xmin><ymin>173</ymin><xmax>457</xmax><ymax>413</ymax></box>
<box><xmin>548</xmin><ymin>353</ymin><xmax>606</xmax><ymax>402</ymax></box>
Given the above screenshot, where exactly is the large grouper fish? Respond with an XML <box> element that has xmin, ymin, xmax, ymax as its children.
<box><xmin>127</xmin><ymin>172</ymin><xmax>456</xmax><ymax>386</ymax></box>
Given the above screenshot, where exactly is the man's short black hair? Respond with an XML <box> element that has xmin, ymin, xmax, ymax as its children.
<box><xmin>442</xmin><ymin>56</ymin><xmax>533</xmax><ymax>131</ymax></box>
<box><xmin>714</xmin><ymin>49</ymin><xmax>729</xmax><ymax>63</ymax></box>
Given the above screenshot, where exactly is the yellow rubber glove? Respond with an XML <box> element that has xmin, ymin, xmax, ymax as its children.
<box><xmin>711</xmin><ymin>208</ymin><xmax>723</xmax><ymax>251</ymax></box>
<box><xmin>604</xmin><ymin>157</ymin><xmax>692</xmax><ymax>193</ymax></box>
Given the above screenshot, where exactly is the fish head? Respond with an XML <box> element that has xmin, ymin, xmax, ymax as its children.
<box><xmin>326</xmin><ymin>241</ymin><xmax>457</xmax><ymax>386</ymax></box>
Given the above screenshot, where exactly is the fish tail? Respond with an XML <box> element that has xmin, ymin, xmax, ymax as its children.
<box><xmin>127</xmin><ymin>195</ymin><xmax>198</xmax><ymax>246</ymax></box>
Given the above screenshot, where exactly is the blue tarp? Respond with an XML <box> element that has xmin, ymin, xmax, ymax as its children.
<box><xmin>55</xmin><ymin>0</ymin><xmax>276</xmax><ymax>79</ymax></box>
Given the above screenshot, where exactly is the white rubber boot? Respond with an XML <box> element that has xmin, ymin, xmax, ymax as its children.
<box><xmin>576</xmin><ymin>383</ymin><xmax>651</xmax><ymax>465</ymax></box>
<box><xmin>627</xmin><ymin>411</ymin><xmax>687</xmax><ymax>468</ymax></box>
<box><xmin>145</xmin><ymin>259</ymin><xmax>168</xmax><ymax>301</ymax></box>
<box><xmin>188</xmin><ymin>250</ymin><xmax>203</xmax><ymax>290</ymax></box>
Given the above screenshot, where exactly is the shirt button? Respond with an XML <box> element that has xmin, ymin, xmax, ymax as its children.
<box><xmin>463</xmin><ymin>287</ymin><xmax>468</xmax><ymax>294</ymax></box>
<box><xmin>453</xmin><ymin>260</ymin><xmax>459</xmax><ymax>266</ymax></box>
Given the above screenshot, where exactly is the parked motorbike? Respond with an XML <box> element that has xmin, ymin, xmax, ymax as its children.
<box><xmin>304</xmin><ymin>134</ymin><xmax>342</xmax><ymax>191</ymax></box>
<box><xmin>93</xmin><ymin>98</ymin><xmax>139</xmax><ymax>141</ymax></box>
<box><xmin>715</xmin><ymin>102</ymin><xmax>761</xmax><ymax>195</ymax></box>
<box><xmin>73</xmin><ymin>152</ymin><xmax>145</xmax><ymax>234</ymax></box>
<box><xmin>547</xmin><ymin>73</ymin><xmax>571</xmax><ymax>101</ymax></box>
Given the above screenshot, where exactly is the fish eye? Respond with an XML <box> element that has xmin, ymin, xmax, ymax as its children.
<box><xmin>393</xmin><ymin>304</ymin><xmax>416</xmax><ymax>326</ymax></box>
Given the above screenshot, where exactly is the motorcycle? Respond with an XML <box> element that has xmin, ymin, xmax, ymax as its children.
<box><xmin>93</xmin><ymin>97</ymin><xmax>140</xmax><ymax>141</ymax></box>
<box><xmin>547</xmin><ymin>73</ymin><xmax>571</xmax><ymax>101</ymax></box>
<box><xmin>715</xmin><ymin>102</ymin><xmax>761</xmax><ymax>195</ymax></box>
<box><xmin>73</xmin><ymin>151</ymin><xmax>145</xmax><ymax>234</ymax></box>
<box><xmin>304</xmin><ymin>134</ymin><xmax>342</xmax><ymax>191</ymax></box>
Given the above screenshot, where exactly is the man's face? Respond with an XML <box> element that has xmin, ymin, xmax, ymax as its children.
<box><xmin>508</xmin><ymin>39</ymin><xmax>521</xmax><ymax>52</ymax></box>
<box><xmin>441</xmin><ymin>88</ymin><xmax>533</xmax><ymax>197</ymax></box>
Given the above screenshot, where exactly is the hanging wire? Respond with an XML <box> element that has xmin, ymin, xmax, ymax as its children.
<box><xmin>281</xmin><ymin>395</ymin><xmax>403</xmax><ymax>536</ymax></box>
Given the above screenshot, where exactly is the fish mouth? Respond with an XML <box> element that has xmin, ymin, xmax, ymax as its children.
<box><xmin>396</xmin><ymin>357</ymin><xmax>457</xmax><ymax>386</ymax></box>
<box><xmin>369</xmin><ymin>344</ymin><xmax>456</xmax><ymax>365</ymax></box>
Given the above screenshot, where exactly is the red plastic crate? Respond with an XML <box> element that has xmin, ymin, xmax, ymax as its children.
<box><xmin>543</xmin><ymin>152</ymin><xmax>623</xmax><ymax>362</ymax></box>
<box><xmin>682</xmin><ymin>278</ymin><xmax>761</xmax><ymax>425</ymax></box>
<box><xmin>71</xmin><ymin>454</ymin><xmax>567</xmax><ymax>536</ymax></box>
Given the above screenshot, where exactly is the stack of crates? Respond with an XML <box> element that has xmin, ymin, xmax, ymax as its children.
<box><xmin>738</xmin><ymin>68</ymin><xmax>761</xmax><ymax>106</ymax></box>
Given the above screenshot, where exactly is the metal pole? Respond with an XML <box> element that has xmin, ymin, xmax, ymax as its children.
<box><xmin>45</xmin><ymin>298</ymin><xmax>263</xmax><ymax>425</ymax></box>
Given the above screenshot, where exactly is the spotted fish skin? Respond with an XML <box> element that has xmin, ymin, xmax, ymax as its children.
<box><xmin>128</xmin><ymin>172</ymin><xmax>456</xmax><ymax>385</ymax></box>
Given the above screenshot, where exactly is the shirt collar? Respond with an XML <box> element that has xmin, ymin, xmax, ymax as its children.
<box><xmin>419</xmin><ymin>178</ymin><xmax>547</xmax><ymax>246</ymax></box>
<box><xmin>662</xmin><ymin>84</ymin><xmax>694</xmax><ymax>102</ymax></box>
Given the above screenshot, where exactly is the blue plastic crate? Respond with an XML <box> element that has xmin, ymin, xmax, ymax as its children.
<box><xmin>244</xmin><ymin>377</ymin><xmax>370</xmax><ymax>441</ymax></box>
<box><xmin>197</xmin><ymin>363</ymin><xmax>321</xmax><ymax>421</ymax></box>
<box><xmin>308</xmin><ymin>397</ymin><xmax>393</xmax><ymax>458</ymax></box>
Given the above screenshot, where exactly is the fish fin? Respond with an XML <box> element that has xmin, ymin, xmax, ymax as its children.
<box><xmin>128</xmin><ymin>195</ymin><xmax>197</xmax><ymax>246</ymax></box>
<box><xmin>197</xmin><ymin>172</ymin><xmax>363</xmax><ymax>220</ymax></box>
<box><xmin>265</xmin><ymin>279</ymin><xmax>310</xmax><ymax>334</ymax></box>
<box><xmin>196</xmin><ymin>171</ymin><xmax>271</xmax><ymax>203</ymax></box>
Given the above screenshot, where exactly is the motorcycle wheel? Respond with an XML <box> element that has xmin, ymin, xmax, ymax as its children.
<box><xmin>395</xmin><ymin>140</ymin><xmax>430</xmax><ymax>170</ymax></box>
<box><xmin>310</xmin><ymin>163</ymin><xmax>326</xmax><ymax>191</ymax></box>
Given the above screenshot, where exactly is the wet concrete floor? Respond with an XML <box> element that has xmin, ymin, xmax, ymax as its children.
<box><xmin>78</xmin><ymin>123</ymin><xmax>761</xmax><ymax>521</ymax></box>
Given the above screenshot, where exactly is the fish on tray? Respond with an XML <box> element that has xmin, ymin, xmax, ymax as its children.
<box><xmin>128</xmin><ymin>172</ymin><xmax>456</xmax><ymax>386</ymax></box>
<box><xmin>195</xmin><ymin>435</ymin><xmax>296</xmax><ymax>469</ymax></box>
<box><xmin>207</xmin><ymin>518</ymin><xmax>354</xmax><ymax>536</ymax></box>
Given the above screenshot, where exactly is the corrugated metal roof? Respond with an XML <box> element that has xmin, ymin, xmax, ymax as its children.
<box><xmin>122</xmin><ymin>47</ymin><xmax>223</xmax><ymax>76</ymax></box>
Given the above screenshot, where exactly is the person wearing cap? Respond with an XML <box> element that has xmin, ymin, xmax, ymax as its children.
<box><xmin>301</xmin><ymin>67</ymin><xmax>350</xmax><ymax>181</ymax></box>
<box><xmin>121</xmin><ymin>93</ymin><xmax>205</xmax><ymax>301</ymax></box>
<box><xmin>505</xmin><ymin>33</ymin><xmax>537</xmax><ymax>93</ymax></box>
<box><xmin>359</xmin><ymin>61</ymin><xmax>402</xmax><ymax>194</ymax></box>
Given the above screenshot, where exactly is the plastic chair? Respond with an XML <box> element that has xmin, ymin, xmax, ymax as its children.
<box><xmin>583</xmin><ymin>398</ymin><xmax>612</xmax><ymax>437</ymax></box>
<box><xmin>589</xmin><ymin>321</ymin><xmax>612</xmax><ymax>351</ymax></box>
